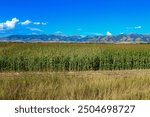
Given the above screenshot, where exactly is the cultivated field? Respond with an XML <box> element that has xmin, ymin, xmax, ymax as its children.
<box><xmin>1</xmin><ymin>43</ymin><xmax>150</xmax><ymax>71</ymax></box>
<box><xmin>0</xmin><ymin>43</ymin><xmax>150</xmax><ymax>100</ymax></box>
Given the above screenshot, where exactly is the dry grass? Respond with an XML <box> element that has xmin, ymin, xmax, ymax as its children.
<box><xmin>0</xmin><ymin>70</ymin><xmax>150</xmax><ymax>100</ymax></box>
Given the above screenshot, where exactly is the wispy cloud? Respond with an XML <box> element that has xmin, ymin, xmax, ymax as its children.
<box><xmin>33</xmin><ymin>22</ymin><xmax>40</xmax><ymax>25</ymax></box>
<box><xmin>126</xmin><ymin>26</ymin><xmax>142</xmax><ymax>29</ymax></box>
<box><xmin>41</xmin><ymin>22</ymin><xmax>47</xmax><ymax>25</ymax></box>
<box><xmin>21</xmin><ymin>20</ymin><xmax>32</xmax><ymax>25</ymax></box>
<box><xmin>135</xmin><ymin>26</ymin><xmax>142</xmax><ymax>29</ymax></box>
<box><xmin>27</xmin><ymin>27</ymin><xmax>43</xmax><ymax>32</ymax></box>
<box><xmin>21</xmin><ymin>20</ymin><xmax>48</xmax><ymax>26</ymax></box>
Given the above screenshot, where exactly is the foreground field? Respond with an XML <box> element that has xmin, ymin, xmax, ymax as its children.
<box><xmin>0</xmin><ymin>43</ymin><xmax>150</xmax><ymax>100</ymax></box>
<box><xmin>1</xmin><ymin>43</ymin><xmax>150</xmax><ymax>71</ymax></box>
<box><xmin>0</xmin><ymin>70</ymin><xmax>150</xmax><ymax>100</ymax></box>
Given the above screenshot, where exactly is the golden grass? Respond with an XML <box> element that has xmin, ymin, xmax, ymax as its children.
<box><xmin>0</xmin><ymin>70</ymin><xmax>150</xmax><ymax>100</ymax></box>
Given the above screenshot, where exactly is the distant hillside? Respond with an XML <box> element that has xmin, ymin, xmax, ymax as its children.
<box><xmin>0</xmin><ymin>33</ymin><xmax>150</xmax><ymax>43</ymax></box>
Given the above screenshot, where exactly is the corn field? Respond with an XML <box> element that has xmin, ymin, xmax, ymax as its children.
<box><xmin>0</xmin><ymin>43</ymin><xmax>150</xmax><ymax>72</ymax></box>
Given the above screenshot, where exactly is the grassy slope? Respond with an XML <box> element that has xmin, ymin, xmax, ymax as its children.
<box><xmin>0</xmin><ymin>70</ymin><xmax>150</xmax><ymax>100</ymax></box>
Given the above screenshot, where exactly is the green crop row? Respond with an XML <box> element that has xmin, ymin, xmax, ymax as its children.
<box><xmin>0</xmin><ymin>43</ymin><xmax>150</xmax><ymax>71</ymax></box>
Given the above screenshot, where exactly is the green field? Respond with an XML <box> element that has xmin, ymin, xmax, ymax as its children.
<box><xmin>0</xmin><ymin>43</ymin><xmax>150</xmax><ymax>100</ymax></box>
<box><xmin>0</xmin><ymin>43</ymin><xmax>150</xmax><ymax>71</ymax></box>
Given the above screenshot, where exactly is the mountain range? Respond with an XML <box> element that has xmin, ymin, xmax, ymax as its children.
<box><xmin>0</xmin><ymin>33</ymin><xmax>150</xmax><ymax>43</ymax></box>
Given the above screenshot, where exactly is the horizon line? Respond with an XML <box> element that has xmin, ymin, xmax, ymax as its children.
<box><xmin>1</xmin><ymin>33</ymin><xmax>150</xmax><ymax>38</ymax></box>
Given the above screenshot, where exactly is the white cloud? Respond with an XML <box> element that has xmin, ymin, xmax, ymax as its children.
<box><xmin>21</xmin><ymin>21</ymin><xmax>47</xmax><ymax>26</ymax></box>
<box><xmin>135</xmin><ymin>26</ymin><xmax>142</xmax><ymax>29</ymax></box>
<box><xmin>33</xmin><ymin>22</ymin><xmax>47</xmax><ymax>25</ymax></box>
<box><xmin>106</xmin><ymin>32</ymin><xmax>112</xmax><ymax>36</ymax></box>
<box><xmin>6</xmin><ymin>18</ymin><xmax>19</xmax><ymax>29</ymax></box>
<box><xmin>41</xmin><ymin>22</ymin><xmax>47</xmax><ymax>25</ymax></box>
<box><xmin>21</xmin><ymin>20</ymin><xmax>31</xmax><ymax>25</ymax></box>
<box><xmin>0</xmin><ymin>18</ymin><xmax>19</xmax><ymax>30</ymax></box>
<box><xmin>33</xmin><ymin>22</ymin><xmax>40</xmax><ymax>25</ymax></box>
<box><xmin>126</xmin><ymin>26</ymin><xmax>142</xmax><ymax>29</ymax></box>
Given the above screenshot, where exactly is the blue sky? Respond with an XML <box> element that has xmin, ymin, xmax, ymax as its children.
<box><xmin>0</xmin><ymin>0</ymin><xmax>150</xmax><ymax>36</ymax></box>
